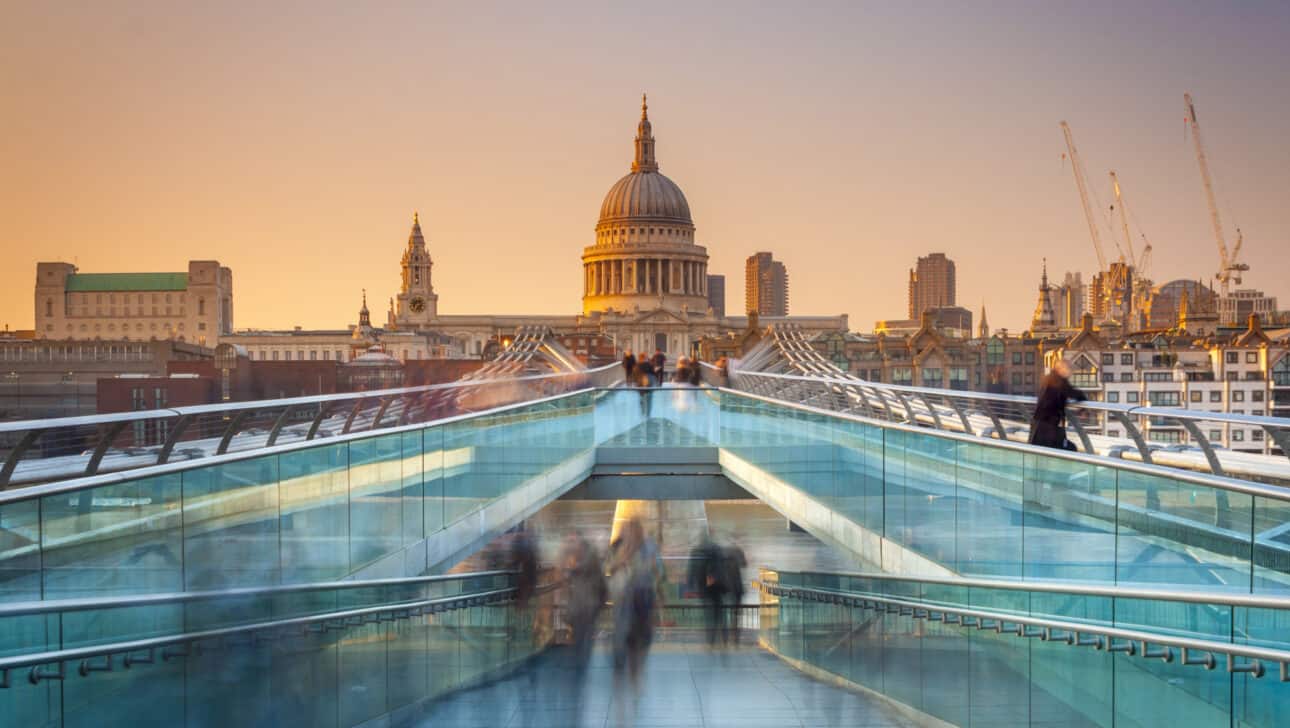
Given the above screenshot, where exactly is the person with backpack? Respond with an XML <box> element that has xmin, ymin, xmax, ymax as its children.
<box><xmin>608</xmin><ymin>518</ymin><xmax>661</xmax><ymax>725</ymax></box>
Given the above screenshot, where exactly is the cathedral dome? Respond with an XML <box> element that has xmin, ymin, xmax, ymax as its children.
<box><xmin>599</xmin><ymin>170</ymin><xmax>691</xmax><ymax>224</ymax></box>
<box><xmin>596</xmin><ymin>94</ymin><xmax>693</xmax><ymax>228</ymax></box>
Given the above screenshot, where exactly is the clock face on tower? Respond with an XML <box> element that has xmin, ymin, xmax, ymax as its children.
<box><xmin>409</xmin><ymin>297</ymin><xmax>426</xmax><ymax>313</ymax></box>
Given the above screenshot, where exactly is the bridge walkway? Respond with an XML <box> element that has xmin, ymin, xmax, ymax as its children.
<box><xmin>410</xmin><ymin>634</ymin><xmax>917</xmax><ymax>728</ymax></box>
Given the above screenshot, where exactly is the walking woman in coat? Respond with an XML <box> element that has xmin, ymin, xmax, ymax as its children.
<box><xmin>1029</xmin><ymin>359</ymin><xmax>1087</xmax><ymax>450</ymax></box>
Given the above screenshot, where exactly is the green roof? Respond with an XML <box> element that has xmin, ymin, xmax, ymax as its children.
<box><xmin>65</xmin><ymin>272</ymin><xmax>188</xmax><ymax>292</ymax></box>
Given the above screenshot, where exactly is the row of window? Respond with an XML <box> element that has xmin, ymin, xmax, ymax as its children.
<box><xmin>1145</xmin><ymin>429</ymin><xmax>1264</xmax><ymax>444</ymax></box>
<box><xmin>0</xmin><ymin>344</ymin><xmax>154</xmax><ymax>362</ymax></box>
<box><xmin>70</xmin><ymin>293</ymin><xmax>184</xmax><ymax>305</ymax></box>
<box><xmin>47</xmin><ymin>297</ymin><xmax>210</xmax><ymax>318</ymax></box>
<box><xmin>597</xmin><ymin>226</ymin><xmax>693</xmax><ymax>243</ymax></box>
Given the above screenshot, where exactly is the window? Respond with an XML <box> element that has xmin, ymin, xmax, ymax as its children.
<box><xmin>1012</xmin><ymin>352</ymin><xmax>1022</xmax><ymax>365</ymax></box>
<box><xmin>272</xmin><ymin>350</ymin><xmax>279</xmax><ymax>361</ymax></box>
<box><xmin>198</xmin><ymin>298</ymin><xmax>205</xmax><ymax>315</ymax></box>
<box><xmin>1148</xmin><ymin>391</ymin><xmax>1180</xmax><ymax>407</ymax></box>
<box><xmin>1253</xmin><ymin>430</ymin><xmax>1264</xmax><ymax>441</ymax></box>
<box><xmin>891</xmin><ymin>367</ymin><xmax>913</xmax><ymax>385</ymax></box>
<box><xmin>1190</xmin><ymin>391</ymin><xmax>1203</xmax><ymax>403</ymax></box>
<box><xmin>1253</xmin><ymin>410</ymin><xmax>1263</xmax><ymax>416</ymax></box>
<box><xmin>921</xmin><ymin>368</ymin><xmax>942</xmax><ymax>387</ymax></box>
<box><xmin>1011</xmin><ymin>372</ymin><xmax>1022</xmax><ymax>387</ymax></box>
<box><xmin>1274</xmin><ymin>357</ymin><xmax>1290</xmax><ymax>386</ymax></box>
<box><xmin>44</xmin><ymin>299</ymin><xmax>53</xmax><ymax>317</ymax></box>
<box><xmin>310</xmin><ymin>350</ymin><xmax>317</xmax><ymax>361</ymax></box>
<box><xmin>1209</xmin><ymin>391</ymin><xmax>1222</xmax><ymax>403</ymax></box>
<box><xmin>1247</xmin><ymin>352</ymin><xmax>1258</xmax><ymax>363</ymax></box>
<box><xmin>987</xmin><ymin>339</ymin><xmax>1003</xmax><ymax>366</ymax></box>
<box><xmin>1226</xmin><ymin>372</ymin><xmax>1239</xmax><ymax>381</ymax></box>
<box><xmin>1233</xmin><ymin>430</ymin><xmax>1244</xmax><ymax>442</ymax></box>
<box><xmin>324</xmin><ymin>350</ymin><xmax>331</xmax><ymax>360</ymax></box>
<box><xmin>1232</xmin><ymin>410</ymin><xmax>1244</xmax><ymax>415</ymax></box>
<box><xmin>1025</xmin><ymin>352</ymin><xmax>1035</xmax><ymax>365</ymax></box>
<box><xmin>1127</xmin><ymin>392</ymin><xmax>1139</xmax><ymax>403</ymax></box>
<box><xmin>1144</xmin><ymin>372</ymin><xmax>1172</xmax><ymax>382</ymax></box>
<box><xmin>1107</xmin><ymin>391</ymin><xmax>1120</xmax><ymax>403</ymax></box>
<box><xmin>1252</xmin><ymin>390</ymin><xmax>1264</xmax><ymax>402</ymax></box>
<box><xmin>949</xmin><ymin>367</ymin><xmax>968</xmax><ymax>390</ymax></box>
<box><xmin>1232</xmin><ymin>390</ymin><xmax>1245</xmax><ymax>402</ymax></box>
<box><xmin>1226</xmin><ymin>352</ymin><xmax>1239</xmax><ymax>364</ymax></box>
<box><xmin>1121</xmin><ymin>353</ymin><xmax>1133</xmax><ymax>365</ymax></box>
<box><xmin>1101</xmin><ymin>353</ymin><xmax>1115</xmax><ymax>366</ymax></box>
<box><xmin>1149</xmin><ymin>431</ymin><xmax>1182</xmax><ymax>443</ymax></box>
<box><xmin>1209</xmin><ymin>430</ymin><xmax>1222</xmax><ymax>441</ymax></box>
<box><xmin>1101</xmin><ymin>372</ymin><xmax>1114</xmax><ymax>383</ymax></box>
<box><xmin>1108</xmin><ymin>429</ymin><xmax>1120</xmax><ymax>437</ymax></box>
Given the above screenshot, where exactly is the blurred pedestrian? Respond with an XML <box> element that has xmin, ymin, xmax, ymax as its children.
<box><xmin>1028</xmin><ymin>360</ymin><xmax>1087</xmax><ymax>450</ymax></box>
<box><xmin>652</xmin><ymin>348</ymin><xmax>666</xmax><ymax>385</ymax></box>
<box><xmin>558</xmin><ymin>532</ymin><xmax>606</xmax><ymax>724</ymax></box>
<box><xmin>608</xmin><ymin>518</ymin><xmax>661</xmax><ymax>726</ymax></box>
<box><xmin>688</xmin><ymin>358</ymin><xmax>702</xmax><ymax>386</ymax></box>
<box><xmin>721</xmin><ymin>542</ymin><xmax>747</xmax><ymax>645</ymax></box>
<box><xmin>511</xmin><ymin>526</ymin><xmax>539</xmax><ymax>610</ymax></box>
<box><xmin>621</xmin><ymin>348</ymin><xmax>635</xmax><ymax>383</ymax></box>
<box><xmin>687</xmin><ymin>536</ymin><xmax>726</xmax><ymax>647</ymax></box>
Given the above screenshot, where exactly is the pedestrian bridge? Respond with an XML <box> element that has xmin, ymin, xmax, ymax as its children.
<box><xmin>2</xmin><ymin>377</ymin><xmax>1290</xmax><ymax>726</ymax></box>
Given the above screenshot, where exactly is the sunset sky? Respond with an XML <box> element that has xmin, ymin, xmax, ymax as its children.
<box><xmin>2</xmin><ymin>1</ymin><xmax>1287</xmax><ymax>333</ymax></box>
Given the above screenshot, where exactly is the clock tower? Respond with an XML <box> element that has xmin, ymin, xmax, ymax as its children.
<box><xmin>393</xmin><ymin>211</ymin><xmax>438</xmax><ymax>327</ymax></box>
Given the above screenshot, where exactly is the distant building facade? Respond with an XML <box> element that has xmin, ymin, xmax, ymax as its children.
<box><xmin>907</xmin><ymin>253</ymin><xmax>955</xmax><ymax>318</ymax></box>
<box><xmin>34</xmin><ymin>260</ymin><xmax>233</xmax><ymax>346</ymax></box>
<box><xmin>745</xmin><ymin>252</ymin><xmax>789</xmax><ymax>317</ymax></box>
<box><xmin>706</xmin><ymin>274</ymin><xmax>726</xmax><ymax>319</ymax></box>
<box><xmin>1220</xmin><ymin>289</ymin><xmax>1278</xmax><ymax>327</ymax></box>
<box><xmin>1052</xmin><ymin>272</ymin><xmax>1086</xmax><ymax>328</ymax></box>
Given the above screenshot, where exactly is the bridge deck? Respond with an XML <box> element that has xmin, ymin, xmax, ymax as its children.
<box><xmin>410</xmin><ymin>635</ymin><xmax>917</xmax><ymax>728</ymax></box>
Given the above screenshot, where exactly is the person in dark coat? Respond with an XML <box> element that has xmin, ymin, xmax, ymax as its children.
<box><xmin>652</xmin><ymin>349</ymin><xmax>666</xmax><ymax>385</ymax></box>
<box><xmin>621</xmin><ymin>349</ymin><xmax>635</xmax><ymax>381</ymax></box>
<box><xmin>686</xmin><ymin>537</ymin><xmax>727</xmax><ymax>648</ymax></box>
<box><xmin>1029</xmin><ymin>360</ymin><xmax>1087</xmax><ymax>449</ymax></box>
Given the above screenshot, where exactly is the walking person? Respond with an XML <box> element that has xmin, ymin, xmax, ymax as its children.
<box><xmin>721</xmin><ymin>541</ymin><xmax>747</xmax><ymax>645</ymax></box>
<box><xmin>608</xmin><ymin>518</ymin><xmax>662</xmax><ymax>727</ymax></box>
<box><xmin>621</xmin><ymin>348</ymin><xmax>635</xmax><ymax>383</ymax></box>
<box><xmin>687</xmin><ymin>536</ymin><xmax>726</xmax><ymax>648</ymax></box>
<box><xmin>1028</xmin><ymin>359</ymin><xmax>1087</xmax><ymax>450</ymax></box>
<box><xmin>558</xmin><ymin>532</ymin><xmax>606</xmax><ymax>725</ymax></box>
<box><xmin>652</xmin><ymin>348</ymin><xmax>666</xmax><ymax>386</ymax></box>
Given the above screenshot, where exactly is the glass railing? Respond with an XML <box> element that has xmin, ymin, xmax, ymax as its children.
<box><xmin>0</xmin><ymin>571</ymin><xmax>537</xmax><ymax>727</ymax></box>
<box><xmin>720</xmin><ymin>391</ymin><xmax>1290</xmax><ymax>595</ymax></box>
<box><xmin>0</xmin><ymin>391</ymin><xmax>595</xmax><ymax>602</ymax></box>
<box><xmin>761</xmin><ymin>570</ymin><xmax>1290</xmax><ymax>728</ymax></box>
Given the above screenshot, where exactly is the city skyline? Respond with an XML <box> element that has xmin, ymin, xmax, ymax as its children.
<box><xmin>2</xmin><ymin>1</ymin><xmax>1288</xmax><ymax>334</ymax></box>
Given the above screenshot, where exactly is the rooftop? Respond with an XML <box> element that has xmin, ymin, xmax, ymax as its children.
<box><xmin>65</xmin><ymin>272</ymin><xmax>188</xmax><ymax>292</ymax></box>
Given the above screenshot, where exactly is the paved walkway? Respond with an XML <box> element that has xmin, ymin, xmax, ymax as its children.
<box><xmin>407</xmin><ymin>635</ymin><xmax>919</xmax><ymax>728</ymax></box>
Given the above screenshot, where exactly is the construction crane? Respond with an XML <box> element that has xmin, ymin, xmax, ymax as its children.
<box><xmin>1184</xmin><ymin>92</ymin><xmax>1246</xmax><ymax>297</ymax></box>
<box><xmin>1060</xmin><ymin>121</ymin><xmax>1112</xmax><ymax>274</ymax></box>
<box><xmin>1109</xmin><ymin>170</ymin><xmax>1137</xmax><ymax>267</ymax></box>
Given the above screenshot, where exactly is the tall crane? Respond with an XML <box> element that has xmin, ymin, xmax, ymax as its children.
<box><xmin>1184</xmin><ymin>92</ymin><xmax>1246</xmax><ymax>297</ymax></box>
<box><xmin>1109</xmin><ymin>170</ymin><xmax>1137</xmax><ymax>267</ymax></box>
<box><xmin>1059</xmin><ymin>121</ymin><xmax>1113</xmax><ymax>274</ymax></box>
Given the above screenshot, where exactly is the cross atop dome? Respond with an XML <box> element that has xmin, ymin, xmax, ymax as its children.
<box><xmin>633</xmin><ymin>93</ymin><xmax>658</xmax><ymax>173</ymax></box>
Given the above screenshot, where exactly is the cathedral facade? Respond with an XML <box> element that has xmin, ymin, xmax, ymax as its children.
<box><xmin>229</xmin><ymin>98</ymin><xmax>847</xmax><ymax>363</ymax></box>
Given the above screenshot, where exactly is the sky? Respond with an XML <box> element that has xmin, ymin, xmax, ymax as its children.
<box><xmin>2</xmin><ymin>0</ymin><xmax>1288</xmax><ymax>334</ymax></box>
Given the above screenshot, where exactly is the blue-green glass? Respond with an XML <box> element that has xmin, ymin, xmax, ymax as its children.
<box><xmin>182</xmin><ymin>455</ymin><xmax>281</xmax><ymax>590</ymax></box>
<box><xmin>1021</xmin><ymin>453</ymin><xmax>1116</xmax><ymax>582</ymax></box>
<box><xmin>63</xmin><ymin>654</ymin><xmax>184</xmax><ymax>728</ymax></box>
<box><xmin>337</xmin><ymin>617</ymin><xmax>389</xmax><ymax>726</ymax></box>
<box><xmin>0</xmin><ymin>498</ymin><xmax>42</xmax><ymax>602</ymax></box>
<box><xmin>1233</xmin><ymin>605</ymin><xmax>1290</xmax><ymax>726</ymax></box>
<box><xmin>1251</xmin><ymin>493</ymin><xmax>1290</xmax><ymax>595</ymax></box>
<box><xmin>423</xmin><ymin>425</ymin><xmax>445</xmax><ymax>536</ymax></box>
<box><xmin>400</xmin><ymin>430</ymin><xmax>424</xmax><ymax>547</ymax></box>
<box><xmin>279</xmin><ymin>444</ymin><xmax>349</xmax><ymax>583</ymax></box>
<box><xmin>956</xmin><ymin>443</ymin><xmax>1024</xmax><ymax>578</ymax></box>
<box><xmin>41</xmin><ymin>473</ymin><xmax>183</xmax><ymax>599</ymax></box>
<box><xmin>1116</xmin><ymin>470</ymin><xmax>1252</xmax><ymax>589</ymax></box>
<box><xmin>348</xmin><ymin>434</ymin><xmax>405</xmax><ymax>570</ymax></box>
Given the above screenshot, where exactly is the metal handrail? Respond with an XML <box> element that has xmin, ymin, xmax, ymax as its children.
<box><xmin>0</xmin><ymin>586</ymin><xmax>518</xmax><ymax>683</ymax></box>
<box><xmin>726</xmin><ymin>369</ymin><xmax>1290</xmax><ymax>482</ymax></box>
<box><xmin>0</xmin><ymin>570</ymin><xmax>515</xmax><ymax>619</ymax></box>
<box><xmin>731</xmin><ymin>368</ymin><xmax>1289</xmax><ymax>430</ymax></box>
<box><xmin>765</xmin><ymin>583</ymin><xmax>1290</xmax><ymax>680</ymax></box>
<box><xmin>719</xmin><ymin>386</ymin><xmax>1290</xmax><ymax>503</ymax></box>
<box><xmin>0</xmin><ymin>385</ymin><xmax>600</xmax><ymax>505</ymax></box>
<box><xmin>777</xmin><ymin>570</ymin><xmax>1290</xmax><ymax>610</ymax></box>
<box><xmin>0</xmin><ymin>363</ymin><xmax>619</xmax><ymax>434</ymax></box>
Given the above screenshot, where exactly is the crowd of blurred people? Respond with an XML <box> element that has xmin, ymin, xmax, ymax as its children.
<box><xmin>620</xmin><ymin>348</ymin><xmax>709</xmax><ymax>388</ymax></box>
